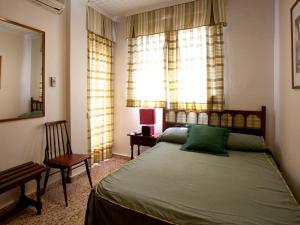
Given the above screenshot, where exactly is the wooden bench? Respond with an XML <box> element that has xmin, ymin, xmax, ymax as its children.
<box><xmin>0</xmin><ymin>162</ymin><xmax>48</xmax><ymax>221</ymax></box>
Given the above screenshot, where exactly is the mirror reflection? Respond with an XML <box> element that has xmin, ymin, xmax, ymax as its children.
<box><xmin>0</xmin><ymin>18</ymin><xmax>44</xmax><ymax>122</ymax></box>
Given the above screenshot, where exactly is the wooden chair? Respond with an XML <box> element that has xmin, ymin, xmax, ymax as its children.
<box><xmin>42</xmin><ymin>120</ymin><xmax>92</xmax><ymax>207</ymax></box>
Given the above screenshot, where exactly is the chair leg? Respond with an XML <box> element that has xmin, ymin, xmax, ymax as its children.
<box><xmin>66</xmin><ymin>167</ymin><xmax>71</xmax><ymax>183</ymax></box>
<box><xmin>85</xmin><ymin>160</ymin><xmax>93</xmax><ymax>188</ymax></box>
<box><xmin>60</xmin><ymin>168</ymin><xmax>68</xmax><ymax>207</ymax></box>
<box><xmin>42</xmin><ymin>168</ymin><xmax>50</xmax><ymax>195</ymax></box>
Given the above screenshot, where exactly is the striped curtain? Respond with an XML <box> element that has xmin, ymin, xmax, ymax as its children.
<box><xmin>167</xmin><ymin>28</ymin><xmax>208</xmax><ymax>111</ymax></box>
<box><xmin>39</xmin><ymin>72</ymin><xmax>43</xmax><ymax>102</ymax></box>
<box><xmin>39</xmin><ymin>39</ymin><xmax>43</xmax><ymax>102</ymax></box>
<box><xmin>87</xmin><ymin>32</ymin><xmax>114</xmax><ymax>163</ymax></box>
<box><xmin>126</xmin><ymin>0</ymin><xmax>226</xmax><ymax>112</ymax></box>
<box><xmin>206</xmin><ymin>25</ymin><xmax>224</xmax><ymax>111</ymax></box>
<box><xmin>126</xmin><ymin>0</ymin><xmax>226</xmax><ymax>38</ymax></box>
<box><xmin>127</xmin><ymin>33</ymin><xmax>167</xmax><ymax>108</ymax></box>
<box><xmin>87</xmin><ymin>7</ymin><xmax>116</xmax><ymax>42</ymax></box>
<box><xmin>168</xmin><ymin>25</ymin><xmax>224</xmax><ymax>111</ymax></box>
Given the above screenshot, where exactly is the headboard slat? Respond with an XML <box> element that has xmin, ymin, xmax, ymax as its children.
<box><xmin>163</xmin><ymin>106</ymin><xmax>266</xmax><ymax>138</ymax></box>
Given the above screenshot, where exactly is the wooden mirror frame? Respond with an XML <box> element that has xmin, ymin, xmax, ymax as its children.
<box><xmin>0</xmin><ymin>17</ymin><xmax>45</xmax><ymax>122</ymax></box>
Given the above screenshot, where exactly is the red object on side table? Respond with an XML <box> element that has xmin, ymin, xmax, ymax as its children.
<box><xmin>139</xmin><ymin>109</ymin><xmax>156</xmax><ymax>135</ymax></box>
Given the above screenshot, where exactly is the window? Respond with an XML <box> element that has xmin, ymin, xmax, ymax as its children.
<box><xmin>132</xmin><ymin>33</ymin><xmax>166</xmax><ymax>103</ymax></box>
<box><xmin>127</xmin><ymin>26</ymin><xmax>224</xmax><ymax>111</ymax></box>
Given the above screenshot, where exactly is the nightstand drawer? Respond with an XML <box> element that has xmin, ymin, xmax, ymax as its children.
<box><xmin>131</xmin><ymin>136</ymin><xmax>156</xmax><ymax>147</ymax></box>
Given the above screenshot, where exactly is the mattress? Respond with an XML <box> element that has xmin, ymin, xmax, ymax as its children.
<box><xmin>85</xmin><ymin>142</ymin><xmax>300</xmax><ymax>225</ymax></box>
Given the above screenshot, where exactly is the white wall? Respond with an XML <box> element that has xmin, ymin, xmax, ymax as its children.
<box><xmin>275</xmin><ymin>0</ymin><xmax>300</xmax><ymax>203</ymax></box>
<box><xmin>66</xmin><ymin>0</ymin><xmax>88</xmax><ymax>176</ymax></box>
<box><xmin>224</xmin><ymin>0</ymin><xmax>275</xmax><ymax>148</ymax></box>
<box><xmin>112</xmin><ymin>0</ymin><xmax>275</xmax><ymax>157</ymax></box>
<box><xmin>20</xmin><ymin>35</ymin><xmax>33</xmax><ymax>114</ymax></box>
<box><xmin>0</xmin><ymin>29</ymin><xmax>24</xmax><ymax>118</ymax></box>
<box><xmin>113</xmin><ymin>17</ymin><xmax>163</xmax><ymax>157</ymax></box>
<box><xmin>0</xmin><ymin>0</ymin><xmax>67</xmax><ymax>208</ymax></box>
<box><xmin>31</xmin><ymin>37</ymin><xmax>43</xmax><ymax>100</ymax></box>
<box><xmin>67</xmin><ymin>0</ymin><xmax>87</xmax><ymax>153</ymax></box>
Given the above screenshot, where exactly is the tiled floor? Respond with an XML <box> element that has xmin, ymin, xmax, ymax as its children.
<box><xmin>2</xmin><ymin>156</ymin><xmax>128</xmax><ymax>225</ymax></box>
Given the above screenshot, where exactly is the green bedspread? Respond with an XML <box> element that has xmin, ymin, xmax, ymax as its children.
<box><xmin>87</xmin><ymin>142</ymin><xmax>300</xmax><ymax>225</ymax></box>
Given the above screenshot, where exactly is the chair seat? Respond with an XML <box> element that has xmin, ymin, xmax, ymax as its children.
<box><xmin>46</xmin><ymin>154</ymin><xmax>89</xmax><ymax>167</ymax></box>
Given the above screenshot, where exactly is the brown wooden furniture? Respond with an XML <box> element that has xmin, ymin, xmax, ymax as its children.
<box><xmin>163</xmin><ymin>106</ymin><xmax>266</xmax><ymax>138</ymax></box>
<box><xmin>0</xmin><ymin>162</ymin><xmax>47</xmax><ymax>221</ymax></box>
<box><xmin>127</xmin><ymin>133</ymin><xmax>158</xmax><ymax>159</ymax></box>
<box><xmin>43</xmin><ymin>120</ymin><xmax>92</xmax><ymax>207</ymax></box>
<box><xmin>31</xmin><ymin>97</ymin><xmax>43</xmax><ymax>112</ymax></box>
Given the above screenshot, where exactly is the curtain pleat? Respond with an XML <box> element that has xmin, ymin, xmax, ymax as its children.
<box><xmin>87</xmin><ymin>7</ymin><xmax>116</xmax><ymax>42</ymax></box>
<box><xmin>39</xmin><ymin>40</ymin><xmax>43</xmax><ymax>102</ymax></box>
<box><xmin>39</xmin><ymin>72</ymin><xmax>43</xmax><ymax>102</ymax></box>
<box><xmin>87</xmin><ymin>32</ymin><xmax>114</xmax><ymax>163</ymax></box>
<box><xmin>126</xmin><ymin>33</ymin><xmax>167</xmax><ymax>108</ymax></box>
<box><xmin>126</xmin><ymin>0</ymin><xmax>226</xmax><ymax>38</ymax></box>
<box><xmin>206</xmin><ymin>25</ymin><xmax>224</xmax><ymax>111</ymax></box>
<box><xmin>167</xmin><ymin>27</ymin><xmax>209</xmax><ymax>111</ymax></box>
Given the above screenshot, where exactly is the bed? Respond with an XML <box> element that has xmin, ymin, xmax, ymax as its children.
<box><xmin>85</xmin><ymin>106</ymin><xmax>300</xmax><ymax>225</ymax></box>
<box><xmin>30</xmin><ymin>97</ymin><xmax>43</xmax><ymax>112</ymax></box>
<box><xmin>18</xmin><ymin>98</ymin><xmax>43</xmax><ymax>118</ymax></box>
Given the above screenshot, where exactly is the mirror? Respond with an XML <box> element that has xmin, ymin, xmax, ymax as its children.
<box><xmin>0</xmin><ymin>17</ymin><xmax>45</xmax><ymax>122</ymax></box>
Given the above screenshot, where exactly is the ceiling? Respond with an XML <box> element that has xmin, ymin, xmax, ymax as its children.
<box><xmin>88</xmin><ymin>0</ymin><xmax>193</xmax><ymax>18</ymax></box>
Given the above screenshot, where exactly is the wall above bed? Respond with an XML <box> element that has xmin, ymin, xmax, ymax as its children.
<box><xmin>275</xmin><ymin>0</ymin><xmax>300</xmax><ymax>203</ymax></box>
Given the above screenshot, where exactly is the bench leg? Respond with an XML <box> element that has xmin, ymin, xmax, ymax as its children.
<box><xmin>42</xmin><ymin>168</ymin><xmax>50</xmax><ymax>195</ymax></box>
<box><xmin>18</xmin><ymin>181</ymin><xmax>42</xmax><ymax>215</ymax></box>
<box><xmin>60</xmin><ymin>168</ymin><xmax>68</xmax><ymax>207</ymax></box>
<box><xmin>19</xmin><ymin>184</ymin><xmax>26</xmax><ymax>204</ymax></box>
<box><xmin>85</xmin><ymin>159</ymin><xmax>93</xmax><ymax>188</ymax></box>
<box><xmin>36</xmin><ymin>176</ymin><xmax>42</xmax><ymax>214</ymax></box>
<box><xmin>20</xmin><ymin>184</ymin><xmax>25</xmax><ymax>197</ymax></box>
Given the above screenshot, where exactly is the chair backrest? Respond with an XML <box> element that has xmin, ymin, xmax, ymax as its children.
<box><xmin>44</xmin><ymin>120</ymin><xmax>72</xmax><ymax>162</ymax></box>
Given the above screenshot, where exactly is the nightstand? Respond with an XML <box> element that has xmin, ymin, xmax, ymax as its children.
<box><xmin>127</xmin><ymin>133</ymin><xmax>158</xmax><ymax>159</ymax></box>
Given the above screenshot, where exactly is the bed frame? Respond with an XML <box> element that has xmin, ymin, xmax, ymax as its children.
<box><xmin>163</xmin><ymin>106</ymin><xmax>266</xmax><ymax>138</ymax></box>
<box><xmin>30</xmin><ymin>97</ymin><xmax>43</xmax><ymax>112</ymax></box>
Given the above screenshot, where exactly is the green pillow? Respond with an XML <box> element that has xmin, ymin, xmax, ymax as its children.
<box><xmin>158</xmin><ymin>127</ymin><xmax>188</xmax><ymax>144</ymax></box>
<box><xmin>181</xmin><ymin>125</ymin><xmax>229</xmax><ymax>155</ymax></box>
<box><xmin>226</xmin><ymin>133</ymin><xmax>266</xmax><ymax>152</ymax></box>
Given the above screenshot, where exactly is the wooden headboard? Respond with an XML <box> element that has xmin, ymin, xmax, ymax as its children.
<box><xmin>163</xmin><ymin>106</ymin><xmax>266</xmax><ymax>138</ymax></box>
<box><xmin>31</xmin><ymin>97</ymin><xmax>43</xmax><ymax>112</ymax></box>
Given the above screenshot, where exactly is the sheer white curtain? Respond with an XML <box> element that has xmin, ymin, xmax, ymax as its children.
<box><xmin>167</xmin><ymin>27</ymin><xmax>208</xmax><ymax>111</ymax></box>
<box><xmin>127</xmin><ymin>33</ymin><xmax>167</xmax><ymax>108</ymax></box>
<box><xmin>176</xmin><ymin>27</ymin><xmax>207</xmax><ymax>104</ymax></box>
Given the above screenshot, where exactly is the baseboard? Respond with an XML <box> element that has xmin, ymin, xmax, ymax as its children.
<box><xmin>112</xmin><ymin>153</ymin><xmax>130</xmax><ymax>160</ymax></box>
<box><xmin>69</xmin><ymin>166</ymin><xmax>86</xmax><ymax>182</ymax></box>
<box><xmin>69</xmin><ymin>155</ymin><xmax>130</xmax><ymax>182</ymax></box>
<box><xmin>0</xmin><ymin>189</ymin><xmax>36</xmax><ymax>214</ymax></box>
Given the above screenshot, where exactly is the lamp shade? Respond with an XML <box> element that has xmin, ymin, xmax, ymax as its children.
<box><xmin>139</xmin><ymin>109</ymin><xmax>155</xmax><ymax>125</ymax></box>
